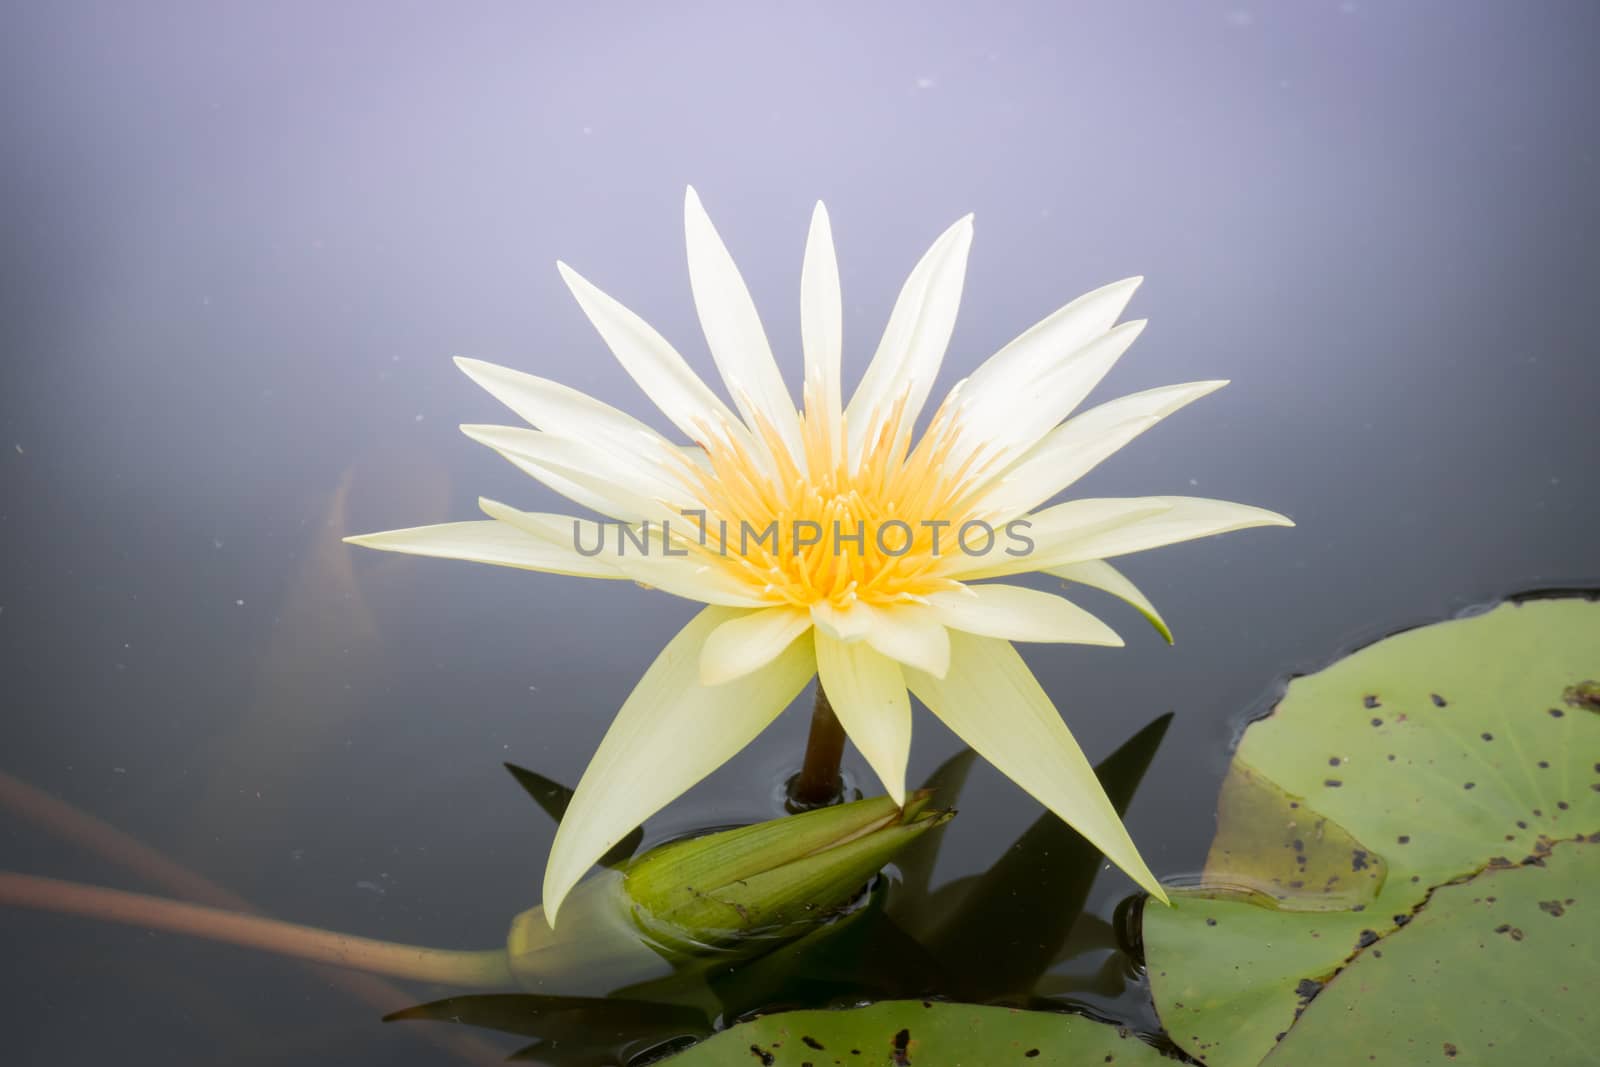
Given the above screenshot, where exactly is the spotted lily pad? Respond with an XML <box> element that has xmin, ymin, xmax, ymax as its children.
<box><xmin>1200</xmin><ymin>759</ymin><xmax>1387</xmax><ymax>911</ymax></box>
<box><xmin>1145</xmin><ymin>597</ymin><xmax>1600</xmax><ymax>1066</ymax></box>
<box><xmin>1263</xmin><ymin>835</ymin><xmax>1597</xmax><ymax>1065</ymax></box>
<box><xmin>661</xmin><ymin>1000</ymin><xmax>1171</xmax><ymax>1065</ymax></box>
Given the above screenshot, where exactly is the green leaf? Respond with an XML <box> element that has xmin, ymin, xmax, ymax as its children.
<box><xmin>383</xmin><ymin>992</ymin><xmax>706</xmax><ymax>1043</ymax></box>
<box><xmin>1198</xmin><ymin>758</ymin><xmax>1386</xmax><ymax>911</ymax></box>
<box><xmin>660</xmin><ymin>1000</ymin><xmax>1172</xmax><ymax>1066</ymax></box>
<box><xmin>890</xmin><ymin>747</ymin><xmax>979</xmax><ymax>903</ymax></box>
<box><xmin>1263</xmin><ymin>836</ymin><xmax>1598</xmax><ymax>1066</ymax></box>
<box><xmin>503</xmin><ymin>762</ymin><xmax>641</xmax><ymax>868</ymax></box>
<box><xmin>1145</xmin><ymin>597</ymin><xmax>1600</xmax><ymax>1066</ymax></box>
<box><xmin>916</xmin><ymin>713</ymin><xmax>1172</xmax><ymax>998</ymax></box>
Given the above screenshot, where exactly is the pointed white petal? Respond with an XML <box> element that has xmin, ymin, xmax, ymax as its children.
<box><xmin>974</xmin><ymin>381</ymin><xmax>1228</xmax><ymax>520</ymax></box>
<box><xmin>557</xmin><ymin>260</ymin><xmax>744</xmax><ymax>445</ymax></box>
<box><xmin>480</xmin><ymin>498</ymin><xmax>770</xmax><ymax>609</ymax></box>
<box><xmin>343</xmin><ymin>520</ymin><xmax>620</xmax><ymax>579</ymax></box>
<box><xmin>453</xmin><ymin>358</ymin><xmax>679</xmax><ymax>461</ymax></box>
<box><xmin>861</xmin><ymin>603</ymin><xmax>951</xmax><ymax>678</ymax></box>
<box><xmin>925</xmin><ymin>584</ymin><xmax>1122</xmax><ymax>646</ymax></box>
<box><xmin>800</xmin><ymin>201</ymin><xmax>844</xmax><ymax>459</ymax></box>
<box><xmin>683</xmin><ymin>187</ymin><xmax>805</xmax><ymax>465</ymax></box>
<box><xmin>543</xmin><ymin>607</ymin><xmax>816</xmax><ymax>923</ymax></box>
<box><xmin>905</xmin><ymin>631</ymin><xmax>1167</xmax><ymax>902</ymax></box>
<box><xmin>815</xmin><ymin>630</ymin><xmax>912</xmax><ymax>805</ymax></box>
<box><xmin>461</xmin><ymin>424</ymin><xmax>690</xmax><ymax>522</ymax></box>
<box><xmin>1048</xmin><ymin>559</ymin><xmax>1173</xmax><ymax>644</ymax></box>
<box><xmin>472</xmin><ymin>498</ymin><xmax>595</xmax><ymax>546</ymax></box>
<box><xmin>955</xmin><ymin>319</ymin><xmax>1147</xmax><ymax>472</ymax></box>
<box><xmin>700</xmin><ymin>606</ymin><xmax>813</xmax><ymax>685</ymax></box>
<box><xmin>846</xmin><ymin>215</ymin><xmax>974</xmax><ymax>465</ymax></box>
<box><xmin>1028</xmin><ymin>496</ymin><xmax>1295</xmax><ymax>568</ymax></box>
<box><xmin>945</xmin><ymin>497</ymin><xmax>1175</xmax><ymax>580</ymax></box>
<box><xmin>494</xmin><ymin>454</ymin><xmax>647</xmax><ymax>523</ymax></box>
<box><xmin>963</xmin><ymin>277</ymin><xmax>1142</xmax><ymax>405</ymax></box>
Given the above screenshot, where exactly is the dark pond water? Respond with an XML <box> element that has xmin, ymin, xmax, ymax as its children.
<box><xmin>3</xmin><ymin>2</ymin><xmax>1597</xmax><ymax>1064</ymax></box>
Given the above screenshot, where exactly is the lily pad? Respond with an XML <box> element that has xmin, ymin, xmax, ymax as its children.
<box><xmin>1200</xmin><ymin>759</ymin><xmax>1387</xmax><ymax>910</ymax></box>
<box><xmin>662</xmin><ymin>1000</ymin><xmax>1171</xmax><ymax>1065</ymax></box>
<box><xmin>1145</xmin><ymin>597</ymin><xmax>1600</xmax><ymax>1066</ymax></box>
<box><xmin>1263</xmin><ymin>836</ymin><xmax>1597</xmax><ymax>1066</ymax></box>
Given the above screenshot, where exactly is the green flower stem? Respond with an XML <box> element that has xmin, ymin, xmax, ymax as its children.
<box><xmin>789</xmin><ymin>682</ymin><xmax>847</xmax><ymax>810</ymax></box>
<box><xmin>0</xmin><ymin>871</ymin><xmax>513</xmax><ymax>989</ymax></box>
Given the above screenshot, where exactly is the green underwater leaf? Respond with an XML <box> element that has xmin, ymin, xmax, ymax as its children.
<box><xmin>504</xmin><ymin>762</ymin><xmax>643</xmax><ymax>869</ymax></box>
<box><xmin>1200</xmin><ymin>758</ymin><xmax>1386</xmax><ymax>911</ymax></box>
<box><xmin>384</xmin><ymin>991</ymin><xmax>706</xmax><ymax>1042</ymax></box>
<box><xmin>661</xmin><ymin>1000</ymin><xmax>1172</xmax><ymax>1066</ymax></box>
<box><xmin>908</xmin><ymin>714</ymin><xmax>1172</xmax><ymax>1000</ymax></box>
<box><xmin>1145</xmin><ymin>597</ymin><xmax>1600</xmax><ymax>1066</ymax></box>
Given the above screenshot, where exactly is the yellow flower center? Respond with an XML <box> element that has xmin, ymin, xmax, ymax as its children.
<box><xmin>675</xmin><ymin>389</ymin><xmax>997</xmax><ymax>609</ymax></box>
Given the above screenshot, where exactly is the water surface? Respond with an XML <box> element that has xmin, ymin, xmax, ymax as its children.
<box><xmin>2</xmin><ymin>2</ymin><xmax>1597</xmax><ymax>1063</ymax></box>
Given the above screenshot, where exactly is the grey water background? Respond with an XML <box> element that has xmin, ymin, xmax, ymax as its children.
<box><xmin>2</xmin><ymin>1</ymin><xmax>1597</xmax><ymax>1063</ymax></box>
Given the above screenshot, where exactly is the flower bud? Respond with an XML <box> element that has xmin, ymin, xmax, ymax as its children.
<box><xmin>503</xmin><ymin>793</ymin><xmax>949</xmax><ymax>991</ymax></box>
<box><xmin>623</xmin><ymin>791</ymin><xmax>949</xmax><ymax>954</ymax></box>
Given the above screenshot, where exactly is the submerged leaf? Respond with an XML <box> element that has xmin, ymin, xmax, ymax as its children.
<box><xmin>889</xmin><ymin>747</ymin><xmax>978</xmax><ymax>904</ymax></box>
<box><xmin>504</xmin><ymin>762</ymin><xmax>642</xmax><ymax>868</ymax></box>
<box><xmin>1201</xmin><ymin>758</ymin><xmax>1386</xmax><ymax>910</ymax></box>
<box><xmin>918</xmin><ymin>713</ymin><xmax>1171</xmax><ymax>998</ymax></box>
<box><xmin>383</xmin><ymin>992</ymin><xmax>705</xmax><ymax>1042</ymax></box>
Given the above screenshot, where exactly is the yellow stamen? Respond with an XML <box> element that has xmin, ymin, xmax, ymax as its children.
<box><xmin>674</xmin><ymin>391</ymin><xmax>991</xmax><ymax>608</ymax></box>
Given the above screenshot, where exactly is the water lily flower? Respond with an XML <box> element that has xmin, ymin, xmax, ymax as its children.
<box><xmin>347</xmin><ymin>188</ymin><xmax>1291</xmax><ymax>923</ymax></box>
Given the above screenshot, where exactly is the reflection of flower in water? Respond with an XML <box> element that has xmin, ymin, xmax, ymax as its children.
<box><xmin>348</xmin><ymin>189</ymin><xmax>1291</xmax><ymax>923</ymax></box>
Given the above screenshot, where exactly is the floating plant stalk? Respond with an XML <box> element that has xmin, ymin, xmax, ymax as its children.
<box><xmin>0</xmin><ymin>792</ymin><xmax>949</xmax><ymax>994</ymax></box>
<box><xmin>0</xmin><ymin>873</ymin><xmax>516</xmax><ymax>987</ymax></box>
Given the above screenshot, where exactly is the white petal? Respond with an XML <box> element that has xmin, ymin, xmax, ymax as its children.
<box><xmin>809</xmin><ymin>599</ymin><xmax>876</xmax><ymax>641</ymax></box>
<box><xmin>1048</xmin><ymin>559</ymin><xmax>1173</xmax><ymax>643</ymax></box>
<box><xmin>700</xmin><ymin>606</ymin><xmax>813</xmax><ymax>685</ymax></box>
<box><xmin>925</xmin><ymin>584</ymin><xmax>1122</xmax><ymax>646</ymax></box>
<box><xmin>472</xmin><ymin>498</ymin><xmax>592</xmax><ymax>545</ymax></box>
<box><xmin>815</xmin><ymin>630</ymin><xmax>912</xmax><ymax>805</ymax></box>
<box><xmin>557</xmin><ymin>260</ymin><xmax>745</xmax><ymax>446</ymax></box>
<box><xmin>543</xmin><ymin>607</ymin><xmax>816</xmax><ymax>923</ymax></box>
<box><xmin>343</xmin><ymin>519</ymin><xmax>620</xmax><ymax>580</ymax></box>
<box><xmin>683</xmin><ymin>187</ymin><xmax>805</xmax><ymax>466</ymax></box>
<box><xmin>800</xmin><ymin>201</ymin><xmax>844</xmax><ymax>460</ymax></box>
<box><xmin>862</xmin><ymin>603</ymin><xmax>951</xmax><ymax>678</ymax></box>
<box><xmin>904</xmin><ymin>631</ymin><xmax>1167</xmax><ymax>902</ymax></box>
<box><xmin>453</xmin><ymin>358</ymin><xmax>690</xmax><ymax>482</ymax></box>
<box><xmin>974</xmin><ymin>381</ymin><xmax>1228</xmax><ymax>521</ymax></box>
<box><xmin>480</xmin><ymin>498</ymin><xmax>770</xmax><ymax>609</ymax></box>
<box><xmin>678</xmin><ymin>444</ymin><xmax>713</xmax><ymax>472</ymax></box>
<box><xmin>846</xmin><ymin>215</ymin><xmax>974</xmax><ymax>466</ymax></box>
<box><xmin>955</xmin><ymin>319</ymin><xmax>1147</xmax><ymax>473</ymax></box>
<box><xmin>1027</xmin><ymin>496</ymin><xmax>1295</xmax><ymax>568</ymax></box>
<box><xmin>461</xmin><ymin>424</ymin><xmax>689</xmax><ymax>522</ymax></box>
<box><xmin>495</xmin><ymin>455</ymin><xmax>644</xmax><ymax>523</ymax></box>
<box><xmin>962</xmin><ymin>277</ymin><xmax>1142</xmax><ymax>407</ymax></box>
<box><xmin>944</xmin><ymin>497</ymin><xmax>1175</xmax><ymax>580</ymax></box>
